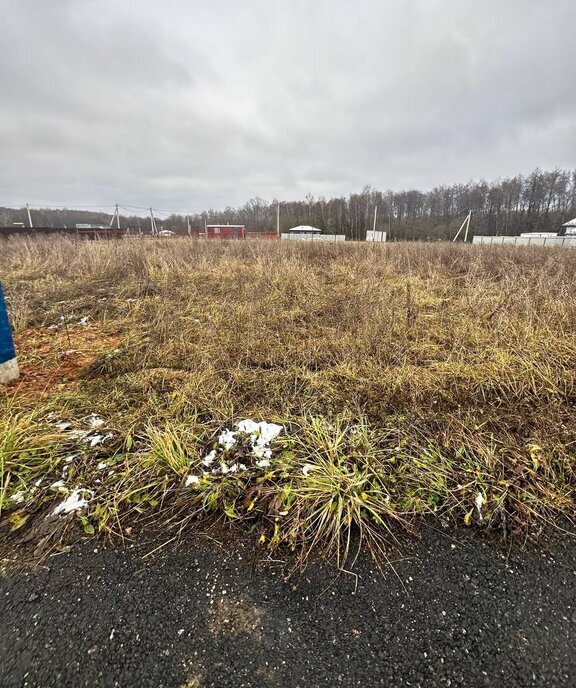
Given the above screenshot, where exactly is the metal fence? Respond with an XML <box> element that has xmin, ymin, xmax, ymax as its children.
<box><xmin>280</xmin><ymin>233</ymin><xmax>346</xmax><ymax>242</ymax></box>
<box><xmin>472</xmin><ymin>235</ymin><xmax>576</xmax><ymax>248</ymax></box>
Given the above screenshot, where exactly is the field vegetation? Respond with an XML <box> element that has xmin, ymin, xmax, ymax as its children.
<box><xmin>1</xmin><ymin>237</ymin><xmax>575</xmax><ymax>564</ymax></box>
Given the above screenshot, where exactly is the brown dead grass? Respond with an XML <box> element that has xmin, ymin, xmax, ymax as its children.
<box><xmin>1</xmin><ymin>236</ymin><xmax>575</xmax><ymax>559</ymax></box>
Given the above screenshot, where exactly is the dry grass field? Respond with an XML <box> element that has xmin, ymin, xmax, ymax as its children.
<box><xmin>1</xmin><ymin>237</ymin><xmax>575</xmax><ymax>564</ymax></box>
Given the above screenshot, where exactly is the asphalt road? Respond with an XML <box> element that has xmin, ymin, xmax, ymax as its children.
<box><xmin>1</xmin><ymin>527</ymin><xmax>575</xmax><ymax>688</ymax></box>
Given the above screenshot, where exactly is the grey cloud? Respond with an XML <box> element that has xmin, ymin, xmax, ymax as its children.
<box><xmin>1</xmin><ymin>0</ymin><xmax>575</xmax><ymax>212</ymax></box>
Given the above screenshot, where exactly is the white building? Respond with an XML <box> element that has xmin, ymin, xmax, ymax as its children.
<box><xmin>366</xmin><ymin>230</ymin><xmax>387</xmax><ymax>242</ymax></box>
<box><xmin>281</xmin><ymin>225</ymin><xmax>345</xmax><ymax>242</ymax></box>
<box><xmin>561</xmin><ymin>218</ymin><xmax>576</xmax><ymax>236</ymax></box>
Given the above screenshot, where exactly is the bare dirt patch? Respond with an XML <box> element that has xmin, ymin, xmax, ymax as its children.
<box><xmin>8</xmin><ymin>325</ymin><xmax>121</xmax><ymax>399</ymax></box>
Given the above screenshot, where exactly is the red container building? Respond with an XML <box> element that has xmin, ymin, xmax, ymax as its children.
<box><xmin>205</xmin><ymin>225</ymin><xmax>245</xmax><ymax>240</ymax></box>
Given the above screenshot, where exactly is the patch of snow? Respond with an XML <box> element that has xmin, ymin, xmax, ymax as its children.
<box><xmin>34</xmin><ymin>479</ymin><xmax>43</xmax><ymax>487</ymax></box>
<box><xmin>64</xmin><ymin>455</ymin><xmax>77</xmax><ymax>463</ymax></box>
<box><xmin>202</xmin><ymin>450</ymin><xmax>217</xmax><ymax>466</ymax></box>
<box><xmin>89</xmin><ymin>415</ymin><xmax>105</xmax><ymax>429</ymax></box>
<box><xmin>10</xmin><ymin>490</ymin><xmax>26</xmax><ymax>503</ymax></box>
<box><xmin>185</xmin><ymin>474</ymin><xmax>200</xmax><ymax>486</ymax></box>
<box><xmin>52</xmin><ymin>488</ymin><xmax>91</xmax><ymax>516</ymax></box>
<box><xmin>50</xmin><ymin>480</ymin><xmax>65</xmax><ymax>488</ymax></box>
<box><xmin>474</xmin><ymin>492</ymin><xmax>484</xmax><ymax>522</ymax></box>
<box><xmin>97</xmin><ymin>461</ymin><xmax>108</xmax><ymax>470</ymax></box>
<box><xmin>204</xmin><ymin>420</ymin><xmax>283</xmax><ymax>475</ymax></box>
<box><xmin>237</xmin><ymin>420</ymin><xmax>282</xmax><ymax>458</ymax></box>
<box><xmin>78</xmin><ymin>316</ymin><xmax>90</xmax><ymax>326</ymax></box>
<box><xmin>218</xmin><ymin>429</ymin><xmax>238</xmax><ymax>450</ymax></box>
<box><xmin>302</xmin><ymin>464</ymin><xmax>313</xmax><ymax>476</ymax></box>
<box><xmin>56</xmin><ymin>422</ymin><xmax>72</xmax><ymax>431</ymax></box>
<box><xmin>85</xmin><ymin>433</ymin><xmax>113</xmax><ymax>447</ymax></box>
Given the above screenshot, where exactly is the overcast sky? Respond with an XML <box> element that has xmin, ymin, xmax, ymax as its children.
<box><xmin>1</xmin><ymin>0</ymin><xmax>575</xmax><ymax>214</ymax></box>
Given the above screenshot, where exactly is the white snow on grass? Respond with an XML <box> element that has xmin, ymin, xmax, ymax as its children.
<box><xmin>52</xmin><ymin>488</ymin><xmax>90</xmax><ymax>516</ymax></box>
<box><xmin>237</xmin><ymin>420</ymin><xmax>282</xmax><ymax>458</ymax></box>
<box><xmin>474</xmin><ymin>492</ymin><xmax>484</xmax><ymax>521</ymax></box>
<box><xmin>88</xmin><ymin>414</ymin><xmax>105</xmax><ymax>429</ymax></box>
<box><xmin>185</xmin><ymin>474</ymin><xmax>200</xmax><ymax>486</ymax></box>
<box><xmin>85</xmin><ymin>432</ymin><xmax>113</xmax><ymax>447</ymax></box>
<box><xmin>196</xmin><ymin>420</ymin><xmax>283</xmax><ymax>479</ymax></box>
<box><xmin>218</xmin><ymin>429</ymin><xmax>237</xmax><ymax>450</ymax></box>
<box><xmin>202</xmin><ymin>449</ymin><xmax>217</xmax><ymax>466</ymax></box>
<box><xmin>213</xmin><ymin>420</ymin><xmax>282</xmax><ymax>472</ymax></box>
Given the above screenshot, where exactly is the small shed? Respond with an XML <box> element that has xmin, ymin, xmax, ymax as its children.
<box><xmin>206</xmin><ymin>225</ymin><xmax>245</xmax><ymax>240</ymax></box>
<box><xmin>559</xmin><ymin>218</ymin><xmax>576</xmax><ymax>236</ymax></box>
<box><xmin>287</xmin><ymin>225</ymin><xmax>322</xmax><ymax>234</ymax></box>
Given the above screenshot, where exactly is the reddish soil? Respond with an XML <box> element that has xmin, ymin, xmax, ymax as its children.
<box><xmin>6</xmin><ymin>325</ymin><xmax>120</xmax><ymax>399</ymax></box>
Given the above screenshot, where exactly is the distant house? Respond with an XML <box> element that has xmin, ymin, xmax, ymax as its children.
<box><xmin>559</xmin><ymin>217</ymin><xmax>576</xmax><ymax>236</ymax></box>
<box><xmin>205</xmin><ymin>225</ymin><xmax>245</xmax><ymax>240</ymax></box>
<box><xmin>287</xmin><ymin>225</ymin><xmax>322</xmax><ymax>235</ymax></box>
<box><xmin>280</xmin><ymin>225</ymin><xmax>346</xmax><ymax>241</ymax></box>
<box><xmin>281</xmin><ymin>225</ymin><xmax>345</xmax><ymax>242</ymax></box>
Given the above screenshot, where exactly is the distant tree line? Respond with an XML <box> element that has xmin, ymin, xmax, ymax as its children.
<box><xmin>2</xmin><ymin>168</ymin><xmax>575</xmax><ymax>241</ymax></box>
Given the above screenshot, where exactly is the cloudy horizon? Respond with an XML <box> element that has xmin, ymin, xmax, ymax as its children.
<box><xmin>1</xmin><ymin>0</ymin><xmax>575</xmax><ymax>215</ymax></box>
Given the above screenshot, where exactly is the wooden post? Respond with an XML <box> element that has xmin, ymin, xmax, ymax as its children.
<box><xmin>0</xmin><ymin>283</ymin><xmax>19</xmax><ymax>384</ymax></box>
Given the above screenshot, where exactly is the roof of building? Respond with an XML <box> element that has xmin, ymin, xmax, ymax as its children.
<box><xmin>288</xmin><ymin>225</ymin><xmax>322</xmax><ymax>232</ymax></box>
<box><xmin>562</xmin><ymin>217</ymin><xmax>576</xmax><ymax>227</ymax></box>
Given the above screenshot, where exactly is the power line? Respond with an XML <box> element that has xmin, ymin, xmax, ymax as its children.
<box><xmin>2</xmin><ymin>201</ymin><xmax>203</xmax><ymax>220</ymax></box>
<box><xmin>1</xmin><ymin>203</ymin><xmax>115</xmax><ymax>209</ymax></box>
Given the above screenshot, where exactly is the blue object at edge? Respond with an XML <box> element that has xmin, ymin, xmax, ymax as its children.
<box><xmin>0</xmin><ymin>282</ymin><xmax>16</xmax><ymax>364</ymax></box>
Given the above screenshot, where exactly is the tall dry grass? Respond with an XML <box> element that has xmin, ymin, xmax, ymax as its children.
<box><xmin>1</xmin><ymin>236</ymin><xmax>575</xmax><ymax>559</ymax></box>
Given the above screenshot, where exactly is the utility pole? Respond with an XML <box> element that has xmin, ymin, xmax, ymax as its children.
<box><xmin>187</xmin><ymin>215</ymin><xmax>191</xmax><ymax>236</ymax></box>
<box><xmin>388</xmin><ymin>193</ymin><xmax>392</xmax><ymax>238</ymax></box>
<box><xmin>372</xmin><ymin>205</ymin><xmax>378</xmax><ymax>240</ymax></box>
<box><xmin>109</xmin><ymin>204</ymin><xmax>119</xmax><ymax>229</ymax></box>
<box><xmin>276</xmin><ymin>202</ymin><xmax>280</xmax><ymax>237</ymax></box>
<box><xmin>463</xmin><ymin>211</ymin><xmax>472</xmax><ymax>242</ymax></box>
<box><xmin>150</xmin><ymin>207</ymin><xmax>157</xmax><ymax>236</ymax></box>
<box><xmin>26</xmin><ymin>203</ymin><xmax>33</xmax><ymax>229</ymax></box>
<box><xmin>452</xmin><ymin>210</ymin><xmax>472</xmax><ymax>242</ymax></box>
